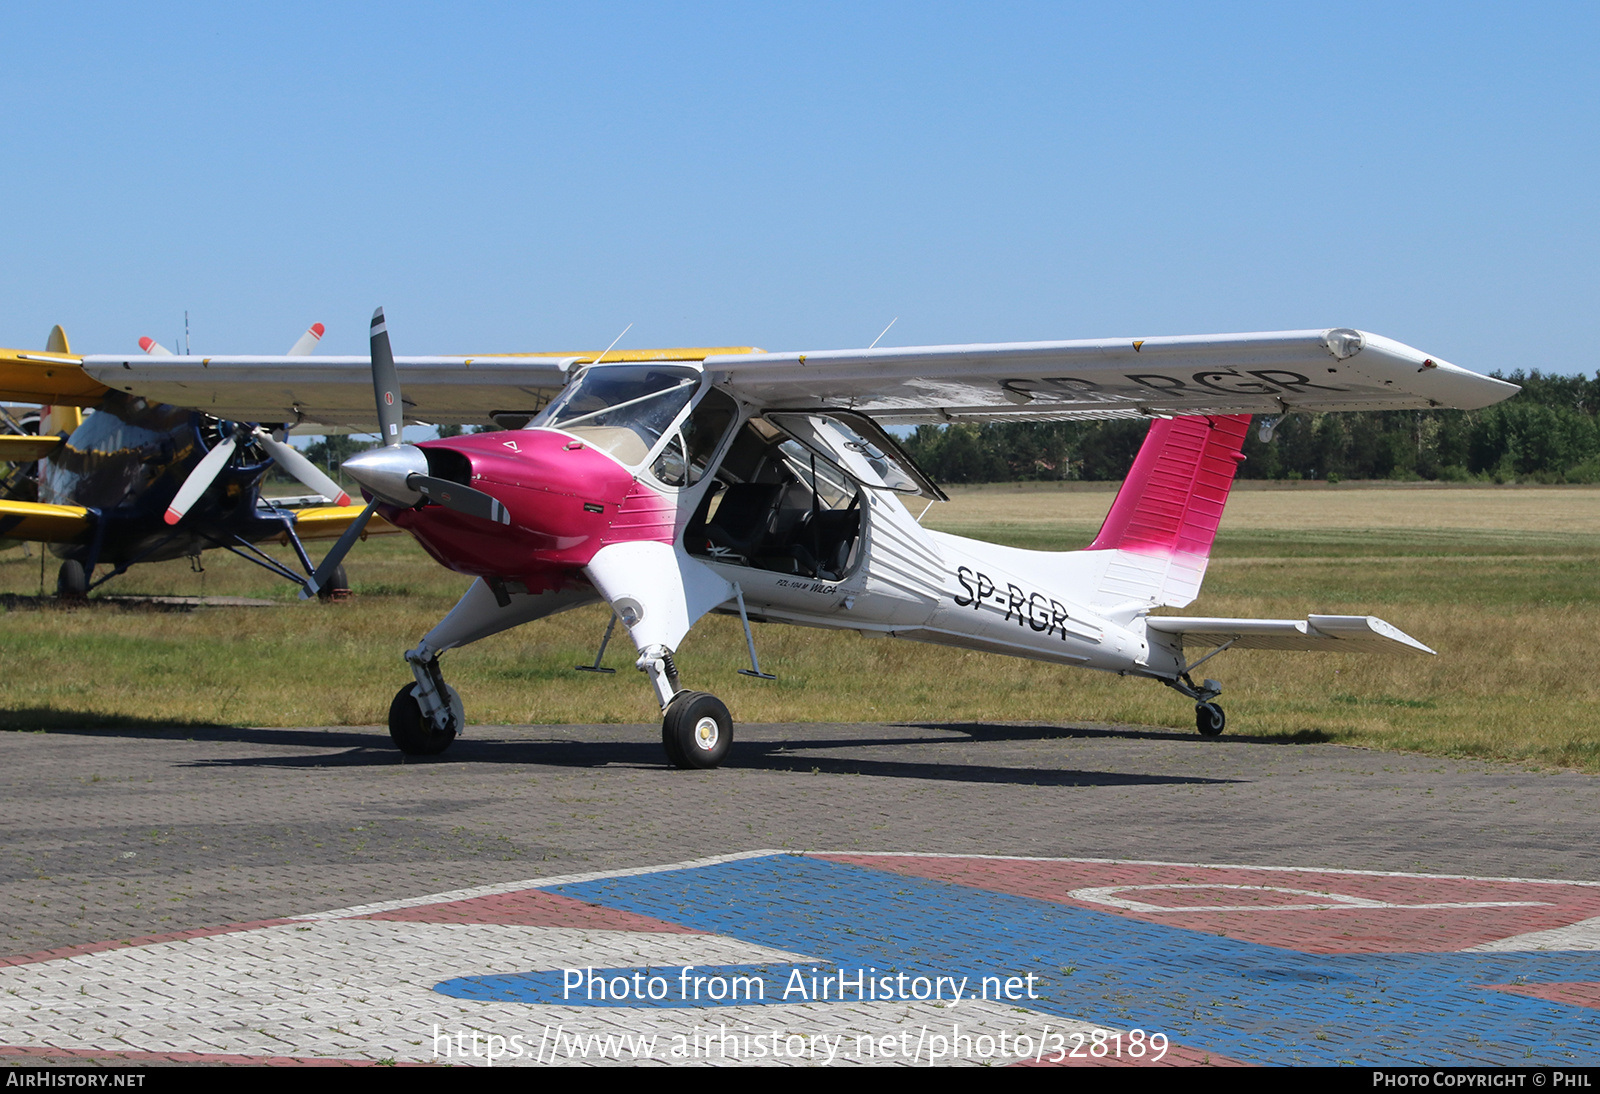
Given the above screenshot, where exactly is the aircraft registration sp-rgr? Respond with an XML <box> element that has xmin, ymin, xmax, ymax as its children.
<box><xmin>65</xmin><ymin>312</ymin><xmax>1517</xmax><ymax>765</ymax></box>
<box><xmin>0</xmin><ymin>324</ymin><xmax>397</xmax><ymax>598</ymax></box>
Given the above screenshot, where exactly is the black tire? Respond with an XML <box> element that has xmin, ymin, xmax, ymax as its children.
<box><xmin>1195</xmin><ymin>702</ymin><xmax>1226</xmax><ymax>737</ymax></box>
<box><xmin>316</xmin><ymin>564</ymin><xmax>350</xmax><ymax>602</ymax></box>
<box><xmin>388</xmin><ymin>683</ymin><xmax>460</xmax><ymax>756</ymax></box>
<box><xmin>56</xmin><ymin>560</ymin><xmax>87</xmax><ymax>600</ymax></box>
<box><xmin>661</xmin><ymin>691</ymin><xmax>732</xmax><ymax>769</ymax></box>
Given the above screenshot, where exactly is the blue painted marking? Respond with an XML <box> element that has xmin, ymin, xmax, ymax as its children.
<box><xmin>433</xmin><ymin>855</ymin><xmax>1600</xmax><ymax>1066</ymax></box>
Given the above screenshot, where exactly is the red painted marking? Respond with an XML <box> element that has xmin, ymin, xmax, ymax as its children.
<box><xmin>0</xmin><ymin>919</ymin><xmax>298</xmax><ymax>968</ymax></box>
<box><xmin>0</xmin><ymin>1044</ymin><xmax>430</xmax><ymax>1065</ymax></box>
<box><xmin>1484</xmin><ymin>982</ymin><xmax>1600</xmax><ymax>1009</ymax></box>
<box><xmin>310</xmin><ymin>323</ymin><xmax>325</xmax><ymax>338</ymax></box>
<box><xmin>816</xmin><ymin>855</ymin><xmax>1600</xmax><ymax>954</ymax></box>
<box><xmin>163</xmin><ymin>507</ymin><xmax>181</xmax><ymax>525</ymax></box>
<box><xmin>360</xmin><ymin>888</ymin><xmax>699</xmax><ymax>932</ymax></box>
<box><xmin>1089</xmin><ymin>414</ymin><xmax>1251</xmax><ymax>556</ymax></box>
<box><xmin>137</xmin><ymin>336</ymin><xmax>155</xmax><ymax>353</ymax></box>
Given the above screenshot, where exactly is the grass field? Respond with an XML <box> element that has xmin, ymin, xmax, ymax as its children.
<box><xmin>1</xmin><ymin>481</ymin><xmax>1596</xmax><ymax>771</ymax></box>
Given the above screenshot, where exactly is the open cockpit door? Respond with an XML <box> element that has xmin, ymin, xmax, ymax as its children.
<box><xmin>765</xmin><ymin>410</ymin><xmax>946</xmax><ymax>501</ymax></box>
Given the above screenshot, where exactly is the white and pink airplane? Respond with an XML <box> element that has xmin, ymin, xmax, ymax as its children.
<box><xmin>84</xmin><ymin>313</ymin><xmax>1518</xmax><ymax>766</ymax></box>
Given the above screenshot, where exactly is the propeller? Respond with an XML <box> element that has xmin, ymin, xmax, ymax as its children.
<box><xmin>162</xmin><ymin>321</ymin><xmax>352</xmax><ymax>525</ymax></box>
<box><xmin>300</xmin><ymin>307</ymin><xmax>509</xmax><ymax>599</ymax></box>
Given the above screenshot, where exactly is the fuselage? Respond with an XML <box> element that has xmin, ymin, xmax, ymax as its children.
<box><xmin>370</xmin><ymin>362</ymin><xmax>1164</xmax><ymax>679</ymax></box>
<box><xmin>37</xmin><ymin>393</ymin><xmax>285</xmax><ymax>563</ymax></box>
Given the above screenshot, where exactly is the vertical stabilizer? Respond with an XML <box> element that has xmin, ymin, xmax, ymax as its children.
<box><xmin>39</xmin><ymin>326</ymin><xmax>83</xmax><ymax>437</ymax></box>
<box><xmin>1086</xmin><ymin>414</ymin><xmax>1250</xmax><ymax>608</ymax></box>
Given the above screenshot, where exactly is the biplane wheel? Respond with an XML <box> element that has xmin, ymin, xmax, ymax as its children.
<box><xmin>316</xmin><ymin>564</ymin><xmax>351</xmax><ymax>602</ymax></box>
<box><xmin>56</xmin><ymin>560</ymin><xmax>87</xmax><ymax>601</ymax></box>
<box><xmin>1195</xmin><ymin>702</ymin><xmax>1226</xmax><ymax>737</ymax></box>
<box><xmin>388</xmin><ymin>682</ymin><xmax>461</xmax><ymax>756</ymax></box>
<box><xmin>662</xmin><ymin>691</ymin><xmax>732</xmax><ymax>770</ymax></box>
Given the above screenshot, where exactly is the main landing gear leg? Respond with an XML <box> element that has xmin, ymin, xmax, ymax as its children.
<box><xmin>1164</xmin><ymin>672</ymin><xmax>1226</xmax><ymax>738</ymax></box>
<box><xmin>640</xmin><ymin>644</ymin><xmax>732</xmax><ymax>770</ymax></box>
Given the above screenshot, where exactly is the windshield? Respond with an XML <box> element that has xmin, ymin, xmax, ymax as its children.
<box><xmin>537</xmin><ymin>365</ymin><xmax>700</xmax><ymax>466</ymax></box>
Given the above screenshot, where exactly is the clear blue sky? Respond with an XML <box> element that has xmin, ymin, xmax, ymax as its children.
<box><xmin>2</xmin><ymin>2</ymin><xmax>1594</xmax><ymax>376</ymax></box>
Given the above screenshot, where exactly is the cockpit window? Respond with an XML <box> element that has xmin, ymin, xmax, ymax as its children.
<box><xmin>537</xmin><ymin>365</ymin><xmax>700</xmax><ymax>466</ymax></box>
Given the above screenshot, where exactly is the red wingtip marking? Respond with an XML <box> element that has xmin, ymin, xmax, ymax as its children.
<box><xmin>138</xmin><ymin>337</ymin><xmax>155</xmax><ymax>352</ymax></box>
<box><xmin>163</xmin><ymin>508</ymin><xmax>182</xmax><ymax>525</ymax></box>
<box><xmin>310</xmin><ymin>323</ymin><xmax>325</xmax><ymax>338</ymax></box>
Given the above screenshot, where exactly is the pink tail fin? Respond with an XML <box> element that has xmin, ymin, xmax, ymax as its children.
<box><xmin>1087</xmin><ymin>414</ymin><xmax>1250</xmax><ymax>607</ymax></box>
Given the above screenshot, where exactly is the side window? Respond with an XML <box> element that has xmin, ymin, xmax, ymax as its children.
<box><xmin>651</xmin><ymin>388</ymin><xmax>738</xmax><ymax>488</ymax></box>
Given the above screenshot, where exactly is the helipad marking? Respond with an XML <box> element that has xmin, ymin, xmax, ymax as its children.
<box><xmin>527</xmin><ymin>853</ymin><xmax>1600</xmax><ymax>1065</ymax></box>
<box><xmin>1067</xmin><ymin>883</ymin><xmax>1551</xmax><ymax>914</ymax></box>
<box><xmin>4</xmin><ymin>851</ymin><xmax>1600</xmax><ymax>1066</ymax></box>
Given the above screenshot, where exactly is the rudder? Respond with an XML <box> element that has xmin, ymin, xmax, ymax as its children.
<box><xmin>1087</xmin><ymin>414</ymin><xmax>1250</xmax><ymax>608</ymax></box>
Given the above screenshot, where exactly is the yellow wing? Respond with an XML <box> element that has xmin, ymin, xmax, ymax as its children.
<box><xmin>0</xmin><ymin>499</ymin><xmax>94</xmax><ymax>544</ymax></box>
<box><xmin>0</xmin><ymin>435</ymin><xmax>65</xmax><ymax>462</ymax></box>
<box><xmin>280</xmin><ymin>505</ymin><xmax>400</xmax><ymax>542</ymax></box>
<box><xmin>0</xmin><ymin>329</ymin><xmax>109</xmax><ymax>406</ymax></box>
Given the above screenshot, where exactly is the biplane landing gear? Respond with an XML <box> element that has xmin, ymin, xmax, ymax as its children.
<box><xmin>315</xmin><ymin>564</ymin><xmax>350</xmax><ymax>603</ymax></box>
<box><xmin>1195</xmin><ymin>702</ymin><xmax>1226</xmax><ymax>737</ymax></box>
<box><xmin>56</xmin><ymin>560</ymin><xmax>87</xmax><ymax>601</ymax></box>
<box><xmin>662</xmin><ymin>691</ymin><xmax>732</xmax><ymax>770</ymax></box>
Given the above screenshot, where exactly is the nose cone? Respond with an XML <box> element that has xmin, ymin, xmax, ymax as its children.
<box><xmin>342</xmin><ymin>443</ymin><xmax>427</xmax><ymax>506</ymax></box>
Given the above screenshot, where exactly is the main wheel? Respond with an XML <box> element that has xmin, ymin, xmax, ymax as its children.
<box><xmin>56</xmin><ymin>560</ymin><xmax>87</xmax><ymax>601</ymax></box>
<box><xmin>388</xmin><ymin>682</ymin><xmax>462</xmax><ymax>756</ymax></box>
<box><xmin>316</xmin><ymin>564</ymin><xmax>351</xmax><ymax>602</ymax></box>
<box><xmin>1195</xmin><ymin>702</ymin><xmax>1226</xmax><ymax>737</ymax></box>
<box><xmin>661</xmin><ymin>691</ymin><xmax>732</xmax><ymax>769</ymax></box>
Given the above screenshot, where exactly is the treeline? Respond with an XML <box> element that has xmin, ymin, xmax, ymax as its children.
<box><xmin>900</xmin><ymin>371</ymin><xmax>1600</xmax><ymax>485</ymax></box>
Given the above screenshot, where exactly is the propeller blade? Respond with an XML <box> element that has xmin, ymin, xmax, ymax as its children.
<box><xmin>299</xmin><ymin>499</ymin><xmax>377</xmax><ymax>600</ymax></box>
<box><xmin>285</xmin><ymin>322</ymin><xmax>325</xmax><ymax>357</ymax></box>
<box><xmin>164</xmin><ymin>431</ymin><xmax>240</xmax><ymax>525</ymax></box>
<box><xmin>139</xmin><ymin>337</ymin><xmax>174</xmax><ymax>356</ymax></box>
<box><xmin>370</xmin><ymin>307</ymin><xmax>404</xmax><ymax>447</ymax></box>
<box><xmin>255</xmin><ymin>431</ymin><xmax>351</xmax><ymax>506</ymax></box>
<box><xmin>409</xmin><ymin>475</ymin><xmax>510</xmax><ymax>525</ymax></box>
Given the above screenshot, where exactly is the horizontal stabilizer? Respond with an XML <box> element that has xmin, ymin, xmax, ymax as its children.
<box><xmin>1145</xmin><ymin>614</ymin><xmax>1434</xmax><ymax>655</ymax></box>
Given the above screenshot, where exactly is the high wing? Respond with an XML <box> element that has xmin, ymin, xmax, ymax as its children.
<box><xmin>704</xmin><ymin>328</ymin><xmax>1518</xmax><ymax>423</ymax></box>
<box><xmin>0</xmin><ymin>347</ymin><xmax>111</xmax><ymax>406</ymax></box>
<box><xmin>78</xmin><ymin>348</ymin><xmax>760</xmax><ymax>428</ymax></box>
<box><xmin>77</xmin><ymin>329</ymin><xmax>1516</xmax><ymax>426</ymax></box>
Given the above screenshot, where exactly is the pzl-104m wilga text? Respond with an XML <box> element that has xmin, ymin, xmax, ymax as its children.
<box><xmin>85</xmin><ymin>313</ymin><xmax>1519</xmax><ymax>765</ymax></box>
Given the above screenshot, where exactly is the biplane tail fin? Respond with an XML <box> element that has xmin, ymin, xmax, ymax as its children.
<box><xmin>39</xmin><ymin>327</ymin><xmax>84</xmax><ymax>437</ymax></box>
<box><xmin>1085</xmin><ymin>414</ymin><xmax>1251</xmax><ymax>609</ymax></box>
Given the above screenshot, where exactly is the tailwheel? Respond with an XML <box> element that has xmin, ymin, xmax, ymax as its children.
<box><xmin>388</xmin><ymin>682</ymin><xmax>462</xmax><ymax>756</ymax></box>
<box><xmin>1195</xmin><ymin>702</ymin><xmax>1226</xmax><ymax>737</ymax></box>
<box><xmin>662</xmin><ymin>691</ymin><xmax>732</xmax><ymax>769</ymax></box>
